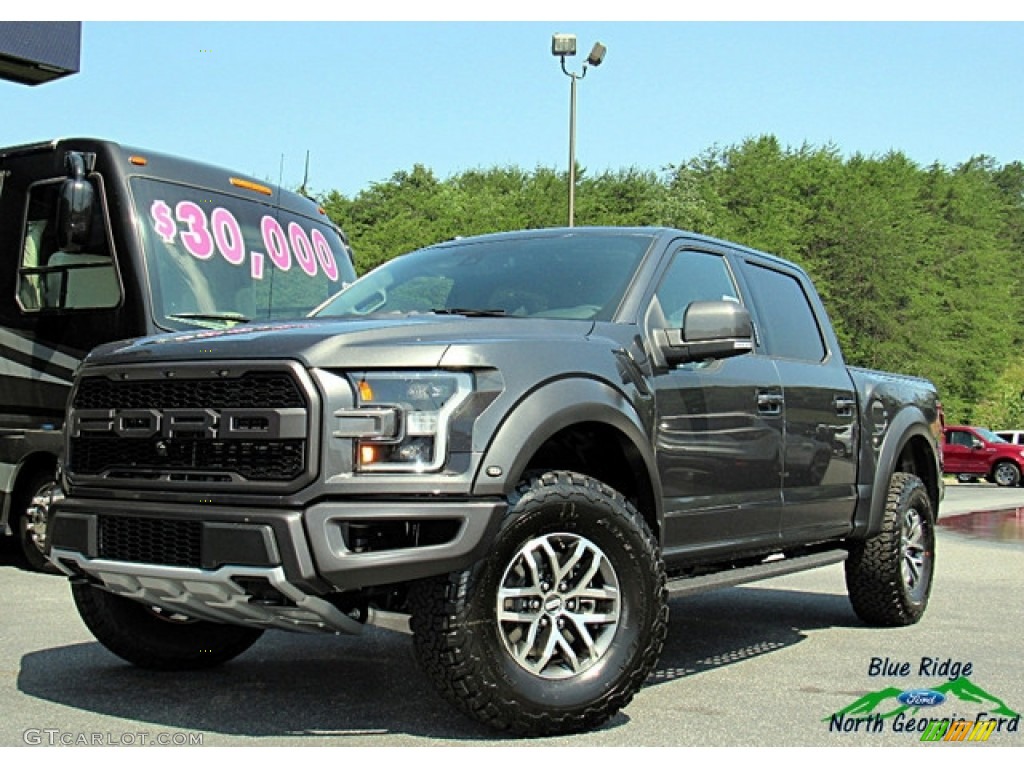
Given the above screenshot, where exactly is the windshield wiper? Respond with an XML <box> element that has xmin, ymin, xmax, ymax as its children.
<box><xmin>167</xmin><ymin>312</ymin><xmax>251</xmax><ymax>326</ymax></box>
<box><xmin>431</xmin><ymin>308</ymin><xmax>508</xmax><ymax>317</ymax></box>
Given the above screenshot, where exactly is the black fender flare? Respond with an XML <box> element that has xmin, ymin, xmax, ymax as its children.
<box><xmin>472</xmin><ymin>376</ymin><xmax>663</xmax><ymax>531</ymax></box>
<box><xmin>856</xmin><ymin>405</ymin><xmax>942</xmax><ymax>539</ymax></box>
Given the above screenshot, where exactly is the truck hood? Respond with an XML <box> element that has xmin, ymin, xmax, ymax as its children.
<box><xmin>85</xmin><ymin>315</ymin><xmax>598</xmax><ymax>370</ymax></box>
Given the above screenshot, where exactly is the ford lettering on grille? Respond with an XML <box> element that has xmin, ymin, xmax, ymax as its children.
<box><xmin>66</xmin><ymin>369</ymin><xmax>312</xmax><ymax>487</ymax></box>
<box><xmin>70</xmin><ymin>408</ymin><xmax>306</xmax><ymax>440</ymax></box>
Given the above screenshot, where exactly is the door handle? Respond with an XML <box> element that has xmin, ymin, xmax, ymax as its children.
<box><xmin>757</xmin><ymin>391</ymin><xmax>784</xmax><ymax>415</ymax></box>
<box><xmin>834</xmin><ymin>397</ymin><xmax>856</xmax><ymax>417</ymax></box>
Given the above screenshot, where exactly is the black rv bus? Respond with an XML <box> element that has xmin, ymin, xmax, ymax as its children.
<box><xmin>0</xmin><ymin>137</ymin><xmax>356</xmax><ymax>569</ymax></box>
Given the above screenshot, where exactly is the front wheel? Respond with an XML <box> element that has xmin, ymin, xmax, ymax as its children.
<box><xmin>845</xmin><ymin>472</ymin><xmax>935</xmax><ymax>627</ymax></box>
<box><xmin>991</xmin><ymin>461</ymin><xmax>1021</xmax><ymax>488</ymax></box>
<box><xmin>14</xmin><ymin>470</ymin><xmax>60</xmax><ymax>573</ymax></box>
<box><xmin>409</xmin><ymin>471</ymin><xmax>668</xmax><ymax>736</ymax></box>
<box><xmin>72</xmin><ymin>583</ymin><xmax>264</xmax><ymax>670</ymax></box>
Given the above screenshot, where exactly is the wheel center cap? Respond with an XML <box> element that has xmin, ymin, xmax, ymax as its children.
<box><xmin>544</xmin><ymin>594</ymin><xmax>563</xmax><ymax>614</ymax></box>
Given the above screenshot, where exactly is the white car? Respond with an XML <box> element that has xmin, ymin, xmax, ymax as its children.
<box><xmin>995</xmin><ymin>430</ymin><xmax>1024</xmax><ymax>445</ymax></box>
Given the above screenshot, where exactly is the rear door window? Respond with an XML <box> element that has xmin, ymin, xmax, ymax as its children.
<box><xmin>741</xmin><ymin>262</ymin><xmax>825</xmax><ymax>362</ymax></box>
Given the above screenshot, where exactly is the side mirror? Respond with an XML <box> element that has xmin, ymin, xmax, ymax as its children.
<box><xmin>56</xmin><ymin>152</ymin><xmax>95</xmax><ymax>253</ymax></box>
<box><xmin>656</xmin><ymin>300</ymin><xmax>754</xmax><ymax>365</ymax></box>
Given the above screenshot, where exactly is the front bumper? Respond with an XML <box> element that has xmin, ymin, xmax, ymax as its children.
<box><xmin>48</xmin><ymin>495</ymin><xmax>505</xmax><ymax>634</ymax></box>
<box><xmin>50</xmin><ymin>553</ymin><xmax>370</xmax><ymax>633</ymax></box>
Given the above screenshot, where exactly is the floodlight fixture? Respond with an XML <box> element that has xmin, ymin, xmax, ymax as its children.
<box><xmin>551</xmin><ymin>34</ymin><xmax>607</xmax><ymax>227</ymax></box>
<box><xmin>551</xmin><ymin>33</ymin><xmax>577</xmax><ymax>57</ymax></box>
<box><xmin>586</xmin><ymin>42</ymin><xmax>606</xmax><ymax>67</ymax></box>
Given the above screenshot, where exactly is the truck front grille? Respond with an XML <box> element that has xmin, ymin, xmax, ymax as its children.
<box><xmin>67</xmin><ymin>367</ymin><xmax>311</xmax><ymax>488</ymax></box>
<box><xmin>73</xmin><ymin>371</ymin><xmax>305</xmax><ymax>410</ymax></box>
<box><xmin>72</xmin><ymin>438</ymin><xmax>306</xmax><ymax>481</ymax></box>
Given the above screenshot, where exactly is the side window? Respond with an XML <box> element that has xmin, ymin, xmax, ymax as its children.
<box><xmin>18</xmin><ymin>179</ymin><xmax>119</xmax><ymax>312</ymax></box>
<box><xmin>18</xmin><ymin>183</ymin><xmax>59</xmax><ymax>310</ymax></box>
<box><xmin>653</xmin><ymin>249</ymin><xmax>739</xmax><ymax>328</ymax></box>
<box><xmin>949</xmin><ymin>431</ymin><xmax>973</xmax><ymax>447</ymax></box>
<box><xmin>742</xmin><ymin>263</ymin><xmax>825</xmax><ymax>362</ymax></box>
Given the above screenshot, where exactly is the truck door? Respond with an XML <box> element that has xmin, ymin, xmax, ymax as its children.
<box><xmin>647</xmin><ymin>245</ymin><xmax>784</xmax><ymax>563</ymax></box>
<box><xmin>738</xmin><ymin>260</ymin><xmax>858</xmax><ymax>542</ymax></box>
<box><xmin>942</xmin><ymin>428</ymin><xmax>985</xmax><ymax>475</ymax></box>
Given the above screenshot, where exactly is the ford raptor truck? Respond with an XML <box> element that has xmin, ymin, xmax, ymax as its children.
<box><xmin>0</xmin><ymin>137</ymin><xmax>357</xmax><ymax>570</ymax></box>
<box><xmin>47</xmin><ymin>227</ymin><xmax>943</xmax><ymax>736</ymax></box>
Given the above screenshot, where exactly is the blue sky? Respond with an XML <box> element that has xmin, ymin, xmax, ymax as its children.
<box><xmin>2</xmin><ymin>14</ymin><xmax>1022</xmax><ymax>198</ymax></box>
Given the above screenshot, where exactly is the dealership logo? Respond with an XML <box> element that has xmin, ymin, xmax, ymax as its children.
<box><xmin>897</xmin><ymin>689</ymin><xmax>946</xmax><ymax>707</ymax></box>
<box><xmin>825</xmin><ymin>659</ymin><xmax>1020</xmax><ymax>741</ymax></box>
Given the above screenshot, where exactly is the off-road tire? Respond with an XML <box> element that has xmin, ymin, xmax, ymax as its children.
<box><xmin>845</xmin><ymin>472</ymin><xmax>935</xmax><ymax>626</ymax></box>
<box><xmin>72</xmin><ymin>582</ymin><xmax>264</xmax><ymax>670</ymax></box>
<box><xmin>409</xmin><ymin>471</ymin><xmax>668</xmax><ymax>736</ymax></box>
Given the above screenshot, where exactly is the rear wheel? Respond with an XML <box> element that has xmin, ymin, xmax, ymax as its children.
<box><xmin>410</xmin><ymin>471</ymin><xmax>668</xmax><ymax>736</ymax></box>
<box><xmin>845</xmin><ymin>472</ymin><xmax>935</xmax><ymax>626</ymax></box>
<box><xmin>991</xmin><ymin>461</ymin><xmax>1021</xmax><ymax>488</ymax></box>
<box><xmin>72</xmin><ymin>582</ymin><xmax>263</xmax><ymax>670</ymax></box>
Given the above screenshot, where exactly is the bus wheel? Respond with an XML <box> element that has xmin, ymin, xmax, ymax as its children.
<box><xmin>16</xmin><ymin>470</ymin><xmax>60</xmax><ymax>573</ymax></box>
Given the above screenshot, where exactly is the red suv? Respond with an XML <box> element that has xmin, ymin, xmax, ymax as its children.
<box><xmin>943</xmin><ymin>425</ymin><xmax>1024</xmax><ymax>487</ymax></box>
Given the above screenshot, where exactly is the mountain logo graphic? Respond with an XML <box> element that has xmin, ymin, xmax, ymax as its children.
<box><xmin>825</xmin><ymin>677</ymin><xmax>1020</xmax><ymax>721</ymax></box>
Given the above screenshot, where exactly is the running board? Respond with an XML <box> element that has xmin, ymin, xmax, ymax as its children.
<box><xmin>666</xmin><ymin>549</ymin><xmax>848</xmax><ymax>597</ymax></box>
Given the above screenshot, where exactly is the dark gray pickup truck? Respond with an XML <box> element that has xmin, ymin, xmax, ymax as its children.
<box><xmin>47</xmin><ymin>226</ymin><xmax>943</xmax><ymax>736</ymax></box>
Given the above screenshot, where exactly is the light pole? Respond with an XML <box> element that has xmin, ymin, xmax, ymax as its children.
<box><xmin>551</xmin><ymin>33</ymin><xmax>606</xmax><ymax>228</ymax></box>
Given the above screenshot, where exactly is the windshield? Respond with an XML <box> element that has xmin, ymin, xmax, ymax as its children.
<box><xmin>314</xmin><ymin>232</ymin><xmax>654</xmax><ymax>321</ymax></box>
<box><xmin>975</xmin><ymin>428</ymin><xmax>1006</xmax><ymax>443</ymax></box>
<box><xmin>132</xmin><ymin>177</ymin><xmax>356</xmax><ymax>329</ymax></box>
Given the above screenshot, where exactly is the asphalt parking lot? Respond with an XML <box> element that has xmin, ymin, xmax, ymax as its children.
<box><xmin>1</xmin><ymin>483</ymin><xmax>1021</xmax><ymax>748</ymax></box>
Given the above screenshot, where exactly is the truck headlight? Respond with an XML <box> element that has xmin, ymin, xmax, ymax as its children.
<box><xmin>349</xmin><ymin>371</ymin><xmax>473</xmax><ymax>472</ymax></box>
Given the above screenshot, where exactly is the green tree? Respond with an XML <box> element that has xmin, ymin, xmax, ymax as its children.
<box><xmin>317</xmin><ymin>136</ymin><xmax>1024</xmax><ymax>425</ymax></box>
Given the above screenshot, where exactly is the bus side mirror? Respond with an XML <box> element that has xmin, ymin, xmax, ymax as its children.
<box><xmin>57</xmin><ymin>152</ymin><xmax>95</xmax><ymax>253</ymax></box>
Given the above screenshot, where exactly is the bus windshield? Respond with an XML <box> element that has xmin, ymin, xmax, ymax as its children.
<box><xmin>131</xmin><ymin>177</ymin><xmax>355</xmax><ymax>330</ymax></box>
